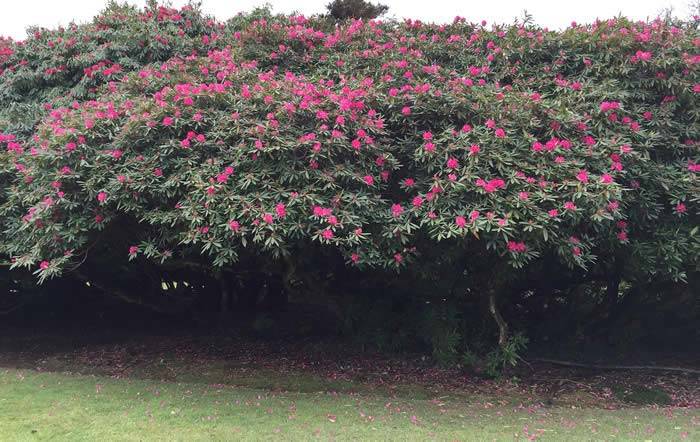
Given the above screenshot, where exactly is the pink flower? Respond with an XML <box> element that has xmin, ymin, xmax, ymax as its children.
<box><xmin>675</xmin><ymin>202</ymin><xmax>687</xmax><ymax>214</ymax></box>
<box><xmin>275</xmin><ymin>203</ymin><xmax>286</xmax><ymax>218</ymax></box>
<box><xmin>162</xmin><ymin>117</ymin><xmax>173</xmax><ymax>126</ymax></box>
<box><xmin>599</xmin><ymin>101</ymin><xmax>620</xmax><ymax>112</ymax></box>
<box><xmin>469</xmin><ymin>144</ymin><xmax>480</xmax><ymax>156</ymax></box>
<box><xmin>446</xmin><ymin>157</ymin><xmax>459</xmax><ymax>169</ymax></box>
<box><xmin>617</xmin><ymin>231</ymin><xmax>628</xmax><ymax>242</ymax></box>
<box><xmin>600</xmin><ymin>173</ymin><xmax>613</xmax><ymax>184</ymax></box>
<box><xmin>548</xmin><ymin>209</ymin><xmax>559</xmax><ymax>217</ymax></box>
<box><xmin>97</xmin><ymin>192</ymin><xmax>107</xmax><ymax>203</ymax></box>
<box><xmin>494</xmin><ymin>128</ymin><xmax>506</xmax><ymax>138</ymax></box>
<box><xmin>477</xmin><ymin>178</ymin><xmax>505</xmax><ymax>193</ymax></box>
<box><xmin>576</xmin><ymin>170</ymin><xmax>589</xmax><ymax>183</ymax></box>
<box><xmin>313</xmin><ymin>206</ymin><xmax>332</xmax><ymax>217</ymax></box>
<box><xmin>507</xmin><ymin>241</ymin><xmax>527</xmax><ymax>253</ymax></box>
<box><xmin>412</xmin><ymin>196</ymin><xmax>424</xmax><ymax>207</ymax></box>
<box><xmin>394</xmin><ymin>253</ymin><xmax>403</xmax><ymax>263</ymax></box>
<box><xmin>469</xmin><ymin>210</ymin><xmax>480</xmax><ymax>221</ymax></box>
<box><xmin>262</xmin><ymin>213</ymin><xmax>274</xmax><ymax>224</ymax></box>
<box><xmin>424</xmin><ymin>142</ymin><xmax>435</xmax><ymax>153</ymax></box>
<box><xmin>401</xmin><ymin>106</ymin><xmax>412</xmax><ymax>115</ymax></box>
<box><xmin>363</xmin><ymin>175</ymin><xmax>374</xmax><ymax>186</ymax></box>
<box><xmin>572</xmin><ymin>247</ymin><xmax>581</xmax><ymax>256</ymax></box>
<box><xmin>128</xmin><ymin>246</ymin><xmax>139</xmax><ymax>256</ymax></box>
<box><xmin>321</xmin><ymin>229</ymin><xmax>334</xmax><ymax>239</ymax></box>
<box><xmin>455</xmin><ymin>216</ymin><xmax>467</xmax><ymax>228</ymax></box>
<box><xmin>403</xmin><ymin>178</ymin><xmax>415</xmax><ymax>187</ymax></box>
<box><xmin>422</xmin><ymin>131</ymin><xmax>433</xmax><ymax>141</ymax></box>
<box><xmin>39</xmin><ymin>260</ymin><xmax>50</xmax><ymax>270</ymax></box>
<box><xmin>564</xmin><ymin>201</ymin><xmax>577</xmax><ymax>211</ymax></box>
<box><xmin>351</xmin><ymin>253</ymin><xmax>360</xmax><ymax>263</ymax></box>
<box><xmin>633</xmin><ymin>50</ymin><xmax>652</xmax><ymax>62</ymax></box>
<box><xmin>391</xmin><ymin>204</ymin><xmax>404</xmax><ymax>217</ymax></box>
<box><xmin>229</xmin><ymin>220</ymin><xmax>240</xmax><ymax>232</ymax></box>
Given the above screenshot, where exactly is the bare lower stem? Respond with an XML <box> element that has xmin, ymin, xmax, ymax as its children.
<box><xmin>488</xmin><ymin>289</ymin><xmax>509</xmax><ymax>349</ymax></box>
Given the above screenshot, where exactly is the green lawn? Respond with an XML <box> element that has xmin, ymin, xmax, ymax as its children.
<box><xmin>0</xmin><ymin>368</ymin><xmax>697</xmax><ymax>441</ymax></box>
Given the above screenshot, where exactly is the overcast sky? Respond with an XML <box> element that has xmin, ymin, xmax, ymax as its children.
<box><xmin>1</xmin><ymin>0</ymin><xmax>693</xmax><ymax>40</ymax></box>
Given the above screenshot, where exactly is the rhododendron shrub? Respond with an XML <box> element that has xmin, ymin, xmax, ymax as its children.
<box><xmin>0</xmin><ymin>4</ymin><xmax>698</xmax><ymax>356</ymax></box>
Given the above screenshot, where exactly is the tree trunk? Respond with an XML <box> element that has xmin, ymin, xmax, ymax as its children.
<box><xmin>220</xmin><ymin>278</ymin><xmax>230</xmax><ymax>314</ymax></box>
<box><xmin>217</xmin><ymin>273</ymin><xmax>232</xmax><ymax>327</ymax></box>
<box><xmin>488</xmin><ymin>289</ymin><xmax>509</xmax><ymax>349</ymax></box>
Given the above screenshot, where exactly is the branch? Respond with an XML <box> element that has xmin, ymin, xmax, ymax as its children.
<box><xmin>533</xmin><ymin>358</ymin><xmax>700</xmax><ymax>375</ymax></box>
<box><xmin>0</xmin><ymin>300</ymin><xmax>29</xmax><ymax>315</ymax></box>
<box><xmin>73</xmin><ymin>271</ymin><xmax>176</xmax><ymax>315</ymax></box>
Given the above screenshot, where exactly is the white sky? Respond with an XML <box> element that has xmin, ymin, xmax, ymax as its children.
<box><xmin>0</xmin><ymin>0</ymin><xmax>693</xmax><ymax>41</ymax></box>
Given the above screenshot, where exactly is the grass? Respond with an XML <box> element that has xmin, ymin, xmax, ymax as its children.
<box><xmin>1</xmin><ymin>367</ymin><xmax>698</xmax><ymax>441</ymax></box>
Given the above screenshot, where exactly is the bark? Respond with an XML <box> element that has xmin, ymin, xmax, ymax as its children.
<box><xmin>488</xmin><ymin>289</ymin><xmax>509</xmax><ymax>349</ymax></box>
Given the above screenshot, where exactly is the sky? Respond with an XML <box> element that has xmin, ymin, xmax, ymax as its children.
<box><xmin>0</xmin><ymin>0</ymin><xmax>693</xmax><ymax>41</ymax></box>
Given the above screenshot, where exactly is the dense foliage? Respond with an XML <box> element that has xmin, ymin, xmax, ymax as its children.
<box><xmin>0</xmin><ymin>2</ymin><xmax>698</xmax><ymax>368</ymax></box>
